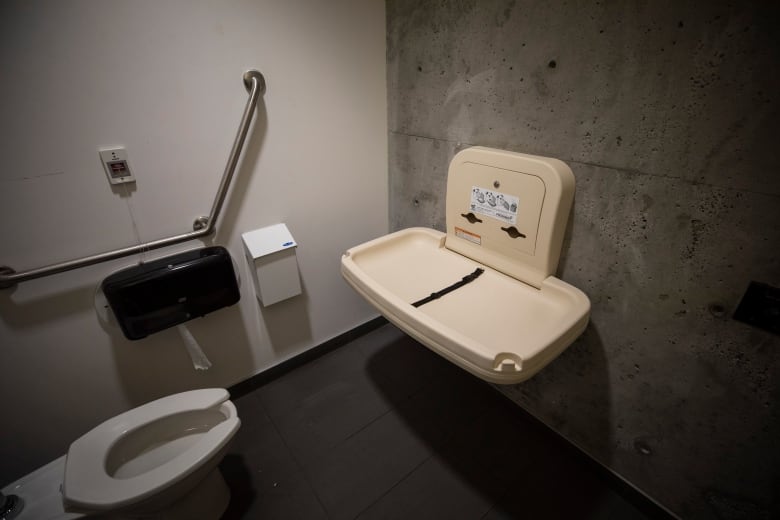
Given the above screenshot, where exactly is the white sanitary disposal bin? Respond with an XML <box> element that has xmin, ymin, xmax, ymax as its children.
<box><xmin>241</xmin><ymin>223</ymin><xmax>301</xmax><ymax>306</ymax></box>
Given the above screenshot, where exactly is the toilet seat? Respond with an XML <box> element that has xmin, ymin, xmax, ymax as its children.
<box><xmin>63</xmin><ymin>388</ymin><xmax>239</xmax><ymax>511</ymax></box>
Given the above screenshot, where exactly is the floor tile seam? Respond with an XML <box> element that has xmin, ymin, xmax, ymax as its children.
<box><xmin>474</xmin><ymin>494</ymin><xmax>506</xmax><ymax>520</ymax></box>
<box><xmin>385</xmin><ymin>374</ymin><xmax>490</xmax><ymax>430</ymax></box>
<box><xmin>352</xmin><ymin>454</ymin><xmax>434</xmax><ymax>520</ymax></box>
<box><xmin>238</xmin><ymin>391</ymin><xmax>274</xmax><ymax>425</ymax></box>
<box><xmin>335</xmin><ymin>405</ymin><xmax>396</xmax><ymax>447</ymax></box>
<box><xmin>399</xmin><ymin>403</ymin><xmax>490</xmax><ymax>461</ymax></box>
<box><xmin>256</xmin><ymin>349</ymin><xmax>428</xmax><ymax>468</ymax></box>
<box><xmin>322</xmin><ymin>384</ymin><xmax>441</xmax><ymax>443</ymax></box>
<box><xmin>261</xmin><ymin>401</ymin><xmax>333</xmax><ymax>518</ymax></box>
<box><xmin>380</xmin><ymin>374</ymin><xmax>455</xmax><ymax>431</ymax></box>
<box><xmin>293</xmin><ymin>460</ymin><xmax>334</xmax><ymax>520</ymax></box>
<box><xmin>385</xmin><ymin>367</ymin><xmax>445</xmax><ymax>400</ymax></box>
<box><xmin>424</xmin><ymin>395</ymin><xmax>530</xmax><ymax>465</ymax></box>
<box><xmin>475</xmin><ymin>473</ymin><xmax>519</xmax><ymax>520</ymax></box>
<box><xmin>271</xmin><ymin>350</ymin><xmax>370</xmax><ymax>386</ymax></box>
<box><xmin>448</xmin><ymin>388</ymin><xmax>504</xmax><ymax>427</ymax></box>
<box><xmin>257</xmin><ymin>365</ymin><xmax>393</xmax><ymax>421</ymax></box>
<box><xmin>479</xmin><ymin>489</ymin><xmax>509</xmax><ymax>520</ymax></box>
<box><xmin>480</xmin><ymin>506</ymin><xmax>496</xmax><ymax>520</ymax></box>
<box><xmin>283</xmin><ymin>402</ymin><xmax>395</xmax><ymax>474</ymax></box>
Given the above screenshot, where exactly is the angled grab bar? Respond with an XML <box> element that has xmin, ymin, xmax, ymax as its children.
<box><xmin>0</xmin><ymin>69</ymin><xmax>266</xmax><ymax>289</ymax></box>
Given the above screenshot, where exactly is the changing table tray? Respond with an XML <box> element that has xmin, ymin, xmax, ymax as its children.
<box><xmin>341</xmin><ymin>227</ymin><xmax>590</xmax><ymax>384</ymax></box>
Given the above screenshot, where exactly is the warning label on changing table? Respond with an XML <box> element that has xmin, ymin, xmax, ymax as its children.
<box><xmin>470</xmin><ymin>186</ymin><xmax>518</xmax><ymax>225</ymax></box>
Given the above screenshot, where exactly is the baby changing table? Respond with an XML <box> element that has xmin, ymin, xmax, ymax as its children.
<box><xmin>342</xmin><ymin>147</ymin><xmax>590</xmax><ymax>384</ymax></box>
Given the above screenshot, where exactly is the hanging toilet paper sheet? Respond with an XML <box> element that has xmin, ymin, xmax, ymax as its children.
<box><xmin>177</xmin><ymin>324</ymin><xmax>212</xmax><ymax>370</ymax></box>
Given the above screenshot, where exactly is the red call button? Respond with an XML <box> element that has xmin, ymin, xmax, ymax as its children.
<box><xmin>110</xmin><ymin>161</ymin><xmax>128</xmax><ymax>177</ymax></box>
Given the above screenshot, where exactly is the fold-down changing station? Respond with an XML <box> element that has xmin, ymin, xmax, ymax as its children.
<box><xmin>342</xmin><ymin>147</ymin><xmax>590</xmax><ymax>384</ymax></box>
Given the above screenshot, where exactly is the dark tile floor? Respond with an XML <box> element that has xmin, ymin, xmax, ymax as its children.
<box><xmin>220</xmin><ymin>323</ymin><xmax>652</xmax><ymax>520</ymax></box>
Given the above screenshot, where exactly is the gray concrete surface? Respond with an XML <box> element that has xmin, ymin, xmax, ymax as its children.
<box><xmin>387</xmin><ymin>1</ymin><xmax>780</xmax><ymax>518</ymax></box>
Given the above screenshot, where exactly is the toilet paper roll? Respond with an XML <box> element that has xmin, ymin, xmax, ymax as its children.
<box><xmin>177</xmin><ymin>324</ymin><xmax>212</xmax><ymax>370</ymax></box>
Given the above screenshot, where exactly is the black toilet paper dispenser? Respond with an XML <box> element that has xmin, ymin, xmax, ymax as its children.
<box><xmin>102</xmin><ymin>246</ymin><xmax>240</xmax><ymax>340</ymax></box>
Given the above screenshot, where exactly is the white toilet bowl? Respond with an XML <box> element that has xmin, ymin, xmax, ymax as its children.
<box><xmin>2</xmin><ymin>388</ymin><xmax>241</xmax><ymax>520</ymax></box>
<box><xmin>64</xmin><ymin>387</ymin><xmax>240</xmax><ymax>519</ymax></box>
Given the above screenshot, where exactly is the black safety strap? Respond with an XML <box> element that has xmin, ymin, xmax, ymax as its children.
<box><xmin>411</xmin><ymin>267</ymin><xmax>485</xmax><ymax>308</ymax></box>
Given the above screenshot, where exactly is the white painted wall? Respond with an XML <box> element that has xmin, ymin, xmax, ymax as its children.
<box><xmin>0</xmin><ymin>0</ymin><xmax>387</xmax><ymax>484</ymax></box>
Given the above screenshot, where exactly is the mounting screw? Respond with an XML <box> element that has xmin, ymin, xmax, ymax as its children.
<box><xmin>0</xmin><ymin>266</ymin><xmax>17</xmax><ymax>290</ymax></box>
<box><xmin>193</xmin><ymin>216</ymin><xmax>209</xmax><ymax>231</ymax></box>
<box><xmin>493</xmin><ymin>180</ymin><xmax>500</xmax><ymax>189</ymax></box>
<box><xmin>243</xmin><ymin>70</ymin><xmax>266</xmax><ymax>95</ymax></box>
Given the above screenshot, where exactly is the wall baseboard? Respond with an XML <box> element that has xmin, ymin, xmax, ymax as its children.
<box><xmin>490</xmin><ymin>391</ymin><xmax>680</xmax><ymax>520</ymax></box>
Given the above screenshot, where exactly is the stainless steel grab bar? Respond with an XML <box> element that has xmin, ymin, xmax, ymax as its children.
<box><xmin>0</xmin><ymin>69</ymin><xmax>266</xmax><ymax>289</ymax></box>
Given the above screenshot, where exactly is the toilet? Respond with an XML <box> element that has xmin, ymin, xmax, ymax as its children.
<box><xmin>2</xmin><ymin>388</ymin><xmax>240</xmax><ymax>520</ymax></box>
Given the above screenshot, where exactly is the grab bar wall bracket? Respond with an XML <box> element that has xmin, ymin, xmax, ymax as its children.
<box><xmin>0</xmin><ymin>69</ymin><xmax>266</xmax><ymax>290</ymax></box>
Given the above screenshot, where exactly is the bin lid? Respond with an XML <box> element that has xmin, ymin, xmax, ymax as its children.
<box><xmin>242</xmin><ymin>223</ymin><xmax>297</xmax><ymax>258</ymax></box>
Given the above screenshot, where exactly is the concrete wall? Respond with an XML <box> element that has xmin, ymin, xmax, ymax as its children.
<box><xmin>387</xmin><ymin>1</ymin><xmax>779</xmax><ymax>518</ymax></box>
<box><xmin>0</xmin><ymin>0</ymin><xmax>386</xmax><ymax>485</ymax></box>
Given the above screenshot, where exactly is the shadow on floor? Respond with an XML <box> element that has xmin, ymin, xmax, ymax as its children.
<box><xmin>218</xmin><ymin>324</ymin><xmax>658</xmax><ymax>519</ymax></box>
<box><xmin>357</xmin><ymin>331</ymin><xmax>649</xmax><ymax>519</ymax></box>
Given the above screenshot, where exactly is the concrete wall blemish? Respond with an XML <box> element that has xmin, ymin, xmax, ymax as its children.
<box><xmin>387</xmin><ymin>1</ymin><xmax>779</xmax><ymax>518</ymax></box>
